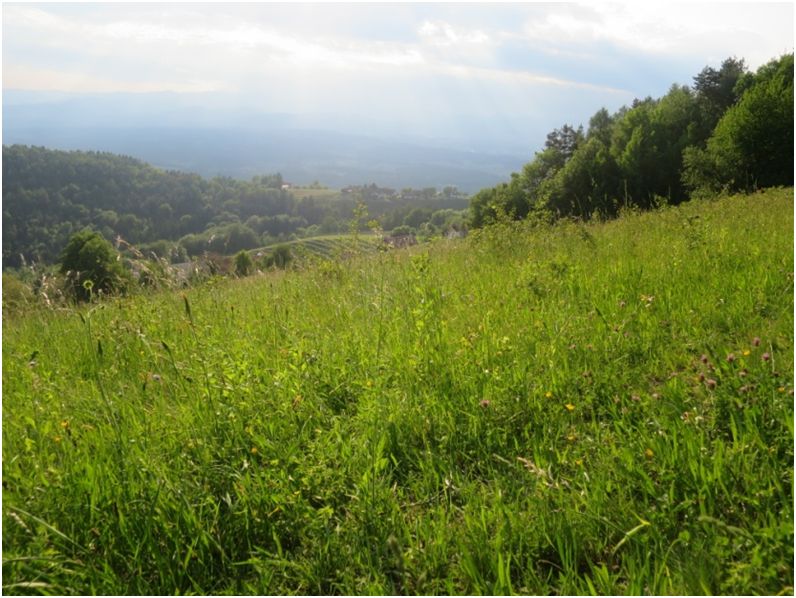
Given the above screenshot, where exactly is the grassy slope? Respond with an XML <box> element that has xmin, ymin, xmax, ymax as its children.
<box><xmin>288</xmin><ymin>188</ymin><xmax>343</xmax><ymax>201</ymax></box>
<box><xmin>3</xmin><ymin>188</ymin><xmax>793</xmax><ymax>595</ymax></box>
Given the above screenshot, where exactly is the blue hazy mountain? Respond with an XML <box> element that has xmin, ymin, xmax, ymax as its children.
<box><xmin>3</xmin><ymin>90</ymin><xmax>530</xmax><ymax>192</ymax></box>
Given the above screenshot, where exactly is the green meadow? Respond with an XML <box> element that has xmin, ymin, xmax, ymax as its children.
<box><xmin>3</xmin><ymin>188</ymin><xmax>793</xmax><ymax>595</ymax></box>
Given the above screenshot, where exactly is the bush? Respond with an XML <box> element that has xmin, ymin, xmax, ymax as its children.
<box><xmin>2</xmin><ymin>272</ymin><xmax>34</xmax><ymax>313</ymax></box>
<box><xmin>234</xmin><ymin>250</ymin><xmax>254</xmax><ymax>277</ymax></box>
<box><xmin>59</xmin><ymin>230</ymin><xmax>129</xmax><ymax>301</ymax></box>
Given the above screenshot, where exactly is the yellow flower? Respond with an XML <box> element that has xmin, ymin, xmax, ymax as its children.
<box><xmin>564</xmin><ymin>403</ymin><xmax>575</xmax><ymax>412</ymax></box>
<box><xmin>60</xmin><ymin>420</ymin><xmax>70</xmax><ymax>429</ymax></box>
<box><xmin>644</xmin><ymin>448</ymin><xmax>654</xmax><ymax>459</ymax></box>
<box><xmin>545</xmin><ymin>391</ymin><xmax>553</xmax><ymax>398</ymax></box>
<box><xmin>743</xmin><ymin>350</ymin><xmax>751</xmax><ymax>356</ymax></box>
<box><xmin>250</xmin><ymin>447</ymin><xmax>258</xmax><ymax>455</ymax></box>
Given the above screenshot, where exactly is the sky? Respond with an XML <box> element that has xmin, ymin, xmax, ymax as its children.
<box><xmin>2</xmin><ymin>2</ymin><xmax>794</xmax><ymax>151</ymax></box>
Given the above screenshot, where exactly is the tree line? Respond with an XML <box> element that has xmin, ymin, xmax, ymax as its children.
<box><xmin>2</xmin><ymin>147</ymin><xmax>469</xmax><ymax>268</ymax></box>
<box><xmin>470</xmin><ymin>54</ymin><xmax>793</xmax><ymax>227</ymax></box>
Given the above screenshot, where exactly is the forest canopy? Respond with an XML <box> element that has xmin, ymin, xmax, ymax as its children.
<box><xmin>469</xmin><ymin>54</ymin><xmax>793</xmax><ymax>227</ymax></box>
<box><xmin>2</xmin><ymin>148</ymin><xmax>468</xmax><ymax>268</ymax></box>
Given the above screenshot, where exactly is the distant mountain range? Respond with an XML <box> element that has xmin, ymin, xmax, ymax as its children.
<box><xmin>3</xmin><ymin>90</ymin><xmax>529</xmax><ymax>192</ymax></box>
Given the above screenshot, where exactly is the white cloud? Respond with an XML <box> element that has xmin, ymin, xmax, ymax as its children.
<box><xmin>2</xmin><ymin>64</ymin><xmax>228</xmax><ymax>94</ymax></box>
<box><xmin>418</xmin><ymin>20</ymin><xmax>490</xmax><ymax>46</ymax></box>
<box><xmin>429</xmin><ymin>62</ymin><xmax>629</xmax><ymax>95</ymax></box>
<box><xmin>521</xmin><ymin>2</ymin><xmax>793</xmax><ymax>68</ymax></box>
<box><xmin>2</xmin><ymin>2</ymin><xmax>791</xmax><ymax>117</ymax></box>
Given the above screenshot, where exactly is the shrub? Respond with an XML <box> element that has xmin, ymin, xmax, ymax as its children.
<box><xmin>234</xmin><ymin>250</ymin><xmax>254</xmax><ymax>277</ymax></box>
<box><xmin>59</xmin><ymin>230</ymin><xmax>129</xmax><ymax>301</ymax></box>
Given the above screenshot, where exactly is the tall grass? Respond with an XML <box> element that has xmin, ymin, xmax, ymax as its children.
<box><xmin>3</xmin><ymin>188</ymin><xmax>793</xmax><ymax>595</ymax></box>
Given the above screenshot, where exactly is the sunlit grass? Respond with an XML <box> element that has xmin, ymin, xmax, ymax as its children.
<box><xmin>3</xmin><ymin>188</ymin><xmax>793</xmax><ymax>595</ymax></box>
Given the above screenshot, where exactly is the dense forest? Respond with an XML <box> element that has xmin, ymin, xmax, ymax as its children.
<box><xmin>2</xmin><ymin>150</ymin><xmax>469</xmax><ymax>268</ymax></box>
<box><xmin>470</xmin><ymin>54</ymin><xmax>793</xmax><ymax>226</ymax></box>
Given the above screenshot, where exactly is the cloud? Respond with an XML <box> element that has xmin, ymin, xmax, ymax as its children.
<box><xmin>417</xmin><ymin>20</ymin><xmax>490</xmax><ymax>46</ymax></box>
<box><xmin>2</xmin><ymin>4</ymin><xmax>625</xmax><ymax>98</ymax></box>
<box><xmin>428</xmin><ymin>62</ymin><xmax>629</xmax><ymax>95</ymax></box>
<box><xmin>2</xmin><ymin>64</ymin><xmax>228</xmax><ymax>94</ymax></box>
<box><xmin>2</xmin><ymin>2</ymin><xmax>791</xmax><ymax>129</ymax></box>
<box><xmin>520</xmin><ymin>2</ymin><xmax>793</xmax><ymax>68</ymax></box>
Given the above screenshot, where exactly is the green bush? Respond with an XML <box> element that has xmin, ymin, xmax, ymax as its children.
<box><xmin>234</xmin><ymin>250</ymin><xmax>254</xmax><ymax>277</ymax></box>
<box><xmin>59</xmin><ymin>230</ymin><xmax>129</xmax><ymax>301</ymax></box>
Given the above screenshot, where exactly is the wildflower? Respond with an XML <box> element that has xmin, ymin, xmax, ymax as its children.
<box><xmin>739</xmin><ymin>369</ymin><xmax>748</xmax><ymax>378</ymax></box>
<box><xmin>152</xmin><ymin>374</ymin><xmax>161</xmax><ymax>382</ymax></box>
<box><xmin>566</xmin><ymin>432</ymin><xmax>577</xmax><ymax>442</ymax></box>
<box><xmin>753</xmin><ymin>337</ymin><xmax>761</xmax><ymax>347</ymax></box>
<box><xmin>250</xmin><ymin>447</ymin><xmax>258</xmax><ymax>455</ymax></box>
<box><xmin>644</xmin><ymin>448</ymin><xmax>654</xmax><ymax>459</ymax></box>
<box><xmin>60</xmin><ymin>420</ymin><xmax>70</xmax><ymax>429</ymax></box>
<box><xmin>778</xmin><ymin>386</ymin><xmax>785</xmax><ymax>393</ymax></box>
<box><xmin>545</xmin><ymin>391</ymin><xmax>553</xmax><ymax>398</ymax></box>
<box><xmin>651</xmin><ymin>393</ymin><xmax>661</xmax><ymax>400</ymax></box>
<box><xmin>700</xmin><ymin>354</ymin><xmax>709</xmax><ymax>364</ymax></box>
<box><xmin>743</xmin><ymin>350</ymin><xmax>750</xmax><ymax>357</ymax></box>
<box><xmin>575</xmin><ymin>458</ymin><xmax>583</xmax><ymax>466</ymax></box>
<box><xmin>564</xmin><ymin>403</ymin><xmax>575</xmax><ymax>412</ymax></box>
<box><xmin>53</xmin><ymin>435</ymin><xmax>62</xmax><ymax>443</ymax></box>
<box><xmin>706</xmin><ymin>379</ymin><xmax>717</xmax><ymax>390</ymax></box>
<box><xmin>762</xmin><ymin>352</ymin><xmax>771</xmax><ymax>362</ymax></box>
<box><xmin>631</xmin><ymin>394</ymin><xmax>641</xmax><ymax>402</ymax></box>
<box><xmin>726</xmin><ymin>353</ymin><xmax>735</xmax><ymax>363</ymax></box>
<box><xmin>697</xmin><ymin>372</ymin><xmax>705</xmax><ymax>382</ymax></box>
<box><xmin>479</xmin><ymin>399</ymin><xmax>491</xmax><ymax>408</ymax></box>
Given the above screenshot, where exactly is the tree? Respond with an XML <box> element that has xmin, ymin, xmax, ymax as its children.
<box><xmin>59</xmin><ymin>230</ymin><xmax>128</xmax><ymax>301</ymax></box>
<box><xmin>692</xmin><ymin>57</ymin><xmax>747</xmax><ymax>141</ymax></box>
<box><xmin>545</xmin><ymin>124</ymin><xmax>584</xmax><ymax>160</ymax></box>
<box><xmin>684</xmin><ymin>54</ymin><xmax>794</xmax><ymax>193</ymax></box>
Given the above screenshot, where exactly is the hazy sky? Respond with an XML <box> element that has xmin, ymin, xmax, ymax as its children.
<box><xmin>3</xmin><ymin>2</ymin><xmax>794</xmax><ymax>148</ymax></box>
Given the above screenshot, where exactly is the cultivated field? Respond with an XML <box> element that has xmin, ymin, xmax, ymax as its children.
<box><xmin>3</xmin><ymin>188</ymin><xmax>793</xmax><ymax>594</ymax></box>
<box><xmin>258</xmin><ymin>234</ymin><xmax>380</xmax><ymax>261</ymax></box>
